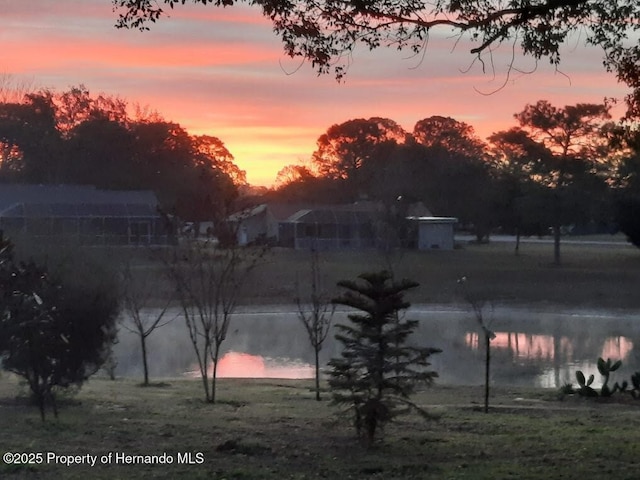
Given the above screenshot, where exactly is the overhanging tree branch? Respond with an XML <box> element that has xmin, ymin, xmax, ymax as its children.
<box><xmin>112</xmin><ymin>0</ymin><xmax>640</xmax><ymax>116</ymax></box>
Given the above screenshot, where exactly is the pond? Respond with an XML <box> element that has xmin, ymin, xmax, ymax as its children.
<box><xmin>113</xmin><ymin>304</ymin><xmax>640</xmax><ymax>389</ymax></box>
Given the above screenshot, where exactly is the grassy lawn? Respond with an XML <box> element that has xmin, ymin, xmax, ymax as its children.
<box><xmin>1</xmin><ymin>376</ymin><xmax>639</xmax><ymax>480</ymax></box>
<box><xmin>245</xmin><ymin>240</ymin><xmax>640</xmax><ymax>309</ymax></box>
<box><xmin>31</xmin><ymin>235</ymin><xmax>640</xmax><ymax>309</ymax></box>
<box><xmin>3</xmin><ymin>239</ymin><xmax>639</xmax><ymax>479</ymax></box>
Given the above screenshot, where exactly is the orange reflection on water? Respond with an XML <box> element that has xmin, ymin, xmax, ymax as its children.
<box><xmin>601</xmin><ymin>337</ymin><xmax>634</xmax><ymax>361</ymax></box>
<box><xmin>217</xmin><ymin>352</ymin><xmax>266</xmax><ymax>378</ymax></box>
<box><xmin>189</xmin><ymin>351</ymin><xmax>315</xmax><ymax>379</ymax></box>
<box><xmin>466</xmin><ymin>332</ymin><xmax>633</xmax><ymax>362</ymax></box>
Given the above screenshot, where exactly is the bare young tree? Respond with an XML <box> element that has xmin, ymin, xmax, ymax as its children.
<box><xmin>295</xmin><ymin>247</ymin><xmax>335</xmax><ymax>401</ymax></box>
<box><xmin>457</xmin><ymin>276</ymin><xmax>495</xmax><ymax>414</ymax></box>
<box><xmin>120</xmin><ymin>259</ymin><xmax>175</xmax><ymax>386</ymax></box>
<box><xmin>168</xmin><ymin>239</ymin><xmax>267</xmax><ymax>403</ymax></box>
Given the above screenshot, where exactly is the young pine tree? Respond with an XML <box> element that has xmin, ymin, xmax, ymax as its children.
<box><xmin>328</xmin><ymin>271</ymin><xmax>441</xmax><ymax>447</ymax></box>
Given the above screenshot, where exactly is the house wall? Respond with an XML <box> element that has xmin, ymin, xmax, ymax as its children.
<box><xmin>418</xmin><ymin>222</ymin><xmax>455</xmax><ymax>250</ymax></box>
<box><xmin>237</xmin><ymin>210</ymin><xmax>279</xmax><ymax>245</ymax></box>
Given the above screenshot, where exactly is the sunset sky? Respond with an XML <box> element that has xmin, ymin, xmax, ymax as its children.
<box><xmin>0</xmin><ymin>0</ymin><xmax>630</xmax><ymax>186</ymax></box>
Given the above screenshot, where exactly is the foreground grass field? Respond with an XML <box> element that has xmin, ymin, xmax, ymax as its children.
<box><xmin>1</xmin><ymin>376</ymin><xmax>639</xmax><ymax>480</ymax></box>
<box><xmin>3</xmin><ymin>238</ymin><xmax>638</xmax><ymax>479</ymax></box>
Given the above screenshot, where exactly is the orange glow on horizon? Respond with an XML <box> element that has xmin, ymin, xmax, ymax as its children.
<box><xmin>0</xmin><ymin>0</ymin><xmax>631</xmax><ymax>187</ymax></box>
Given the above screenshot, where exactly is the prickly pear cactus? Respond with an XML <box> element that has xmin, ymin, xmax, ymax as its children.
<box><xmin>575</xmin><ymin>370</ymin><xmax>598</xmax><ymax>397</ymax></box>
<box><xmin>597</xmin><ymin>357</ymin><xmax>623</xmax><ymax>397</ymax></box>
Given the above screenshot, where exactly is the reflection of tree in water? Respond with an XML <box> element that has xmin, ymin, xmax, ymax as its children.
<box><xmin>459</xmin><ymin>317</ymin><xmax>636</xmax><ymax>388</ymax></box>
<box><xmin>223</xmin><ymin>315</ymin><xmax>321</xmax><ymax>364</ymax></box>
<box><xmin>115</xmin><ymin>307</ymin><xmax>640</xmax><ymax>386</ymax></box>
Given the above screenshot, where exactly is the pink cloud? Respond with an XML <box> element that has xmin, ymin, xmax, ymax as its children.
<box><xmin>0</xmin><ymin>0</ymin><xmax>630</xmax><ymax>186</ymax></box>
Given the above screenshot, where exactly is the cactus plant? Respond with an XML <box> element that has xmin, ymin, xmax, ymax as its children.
<box><xmin>575</xmin><ymin>370</ymin><xmax>598</xmax><ymax>397</ymax></box>
<box><xmin>574</xmin><ymin>358</ymin><xmax>628</xmax><ymax>398</ymax></box>
<box><xmin>568</xmin><ymin>359</ymin><xmax>640</xmax><ymax>400</ymax></box>
<box><xmin>597</xmin><ymin>357</ymin><xmax>622</xmax><ymax>397</ymax></box>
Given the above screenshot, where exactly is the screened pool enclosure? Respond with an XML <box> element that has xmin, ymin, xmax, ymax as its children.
<box><xmin>0</xmin><ymin>185</ymin><xmax>168</xmax><ymax>245</ymax></box>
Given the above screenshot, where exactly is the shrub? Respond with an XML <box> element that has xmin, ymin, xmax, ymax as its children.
<box><xmin>0</xmin><ymin>234</ymin><xmax>119</xmax><ymax>420</ymax></box>
<box><xmin>328</xmin><ymin>271</ymin><xmax>441</xmax><ymax>446</ymax></box>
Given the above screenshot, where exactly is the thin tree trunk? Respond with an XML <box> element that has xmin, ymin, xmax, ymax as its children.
<box><xmin>200</xmin><ymin>356</ymin><xmax>211</xmax><ymax>403</ymax></box>
<box><xmin>484</xmin><ymin>333</ymin><xmax>490</xmax><ymax>414</ymax></box>
<box><xmin>515</xmin><ymin>227</ymin><xmax>520</xmax><ymax>256</ymax></box>
<box><xmin>211</xmin><ymin>349</ymin><xmax>220</xmax><ymax>404</ymax></box>
<box><xmin>141</xmin><ymin>334</ymin><xmax>149</xmax><ymax>386</ymax></box>
<box><xmin>314</xmin><ymin>347</ymin><xmax>321</xmax><ymax>401</ymax></box>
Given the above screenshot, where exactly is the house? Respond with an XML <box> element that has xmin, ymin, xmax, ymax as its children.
<box><xmin>229</xmin><ymin>203</ymin><xmax>308</xmax><ymax>246</ymax></box>
<box><xmin>230</xmin><ymin>201</ymin><xmax>458</xmax><ymax>250</ymax></box>
<box><xmin>0</xmin><ymin>184</ymin><xmax>168</xmax><ymax>245</ymax></box>
<box><xmin>230</xmin><ymin>204</ymin><xmax>278</xmax><ymax>246</ymax></box>
<box><xmin>279</xmin><ymin>205</ymin><xmax>379</xmax><ymax>250</ymax></box>
<box><xmin>229</xmin><ymin>202</ymin><xmax>384</xmax><ymax>249</ymax></box>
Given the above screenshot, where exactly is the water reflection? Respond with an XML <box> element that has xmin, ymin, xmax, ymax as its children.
<box><xmin>191</xmin><ymin>351</ymin><xmax>314</xmax><ymax>379</ymax></box>
<box><xmin>113</xmin><ymin>305</ymin><xmax>640</xmax><ymax>389</ymax></box>
<box><xmin>465</xmin><ymin>332</ymin><xmax>634</xmax><ymax>388</ymax></box>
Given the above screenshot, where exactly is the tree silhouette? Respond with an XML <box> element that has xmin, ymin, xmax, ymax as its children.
<box><xmin>413</xmin><ymin>116</ymin><xmax>486</xmax><ymax>159</ymax></box>
<box><xmin>399</xmin><ymin>139</ymin><xmax>497</xmax><ymax>242</ymax></box>
<box><xmin>489</xmin><ymin>127</ymin><xmax>552</xmax><ymax>252</ymax></box>
<box><xmin>0</xmin><ymin>91</ymin><xmax>64</xmax><ymax>183</ymax></box>
<box><xmin>192</xmin><ymin>134</ymin><xmax>247</xmax><ymax>186</ymax></box>
<box><xmin>114</xmin><ymin>0</ymin><xmax>640</xmax><ymax>117</ymax></box>
<box><xmin>492</xmin><ymin>100</ymin><xmax>612</xmax><ymax>264</ymax></box>
<box><xmin>274</xmin><ymin>164</ymin><xmax>315</xmax><ymax>189</ymax></box>
<box><xmin>614</xmin><ymin>140</ymin><xmax>640</xmax><ymax>248</ymax></box>
<box><xmin>311</xmin><ymin>117</ymin><xmax>409</xmax><ymax>199</ymax></box>
<box><xmin>0</xmin><ymin>87</ymin><xmax>242</xmax><ymax>224</ymax></box>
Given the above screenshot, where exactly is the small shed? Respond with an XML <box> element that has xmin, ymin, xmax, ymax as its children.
<box><xmin>411</xmin><ymin>217</ymin><xmax>458</xmax><ymax>250</ymax></box>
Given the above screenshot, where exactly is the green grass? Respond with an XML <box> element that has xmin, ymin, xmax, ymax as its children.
<box><xmin>89</xmin><ymin>236</ymin><xmax>640</xmax><ymax>309</ymax></box>
<box><xmin>243</xmin><ymin>241</ymin><xmax>640</xmax><ymax>309</ymax></box>
<box><xmin>1</xmin><ymin>376</ymin><xmax>639</xmax><ymax>479</ymax></box>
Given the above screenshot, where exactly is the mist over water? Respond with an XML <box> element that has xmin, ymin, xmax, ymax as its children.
<box><xmin>112</xmin><ymin>305</ymin><xmax>640</xmax><ymax>388</ymax></box>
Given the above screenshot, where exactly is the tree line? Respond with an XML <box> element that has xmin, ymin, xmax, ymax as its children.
<box><xmin>0</xmin><ymin>85</ymin><xmax>245</xmax><ymax>225</ymax></box>
<box><xmin>4</xmin><ymin>85</ymin><xmax>640</xmax><ymax>264</ymax></box>
<box><xmin>269</xmin><ymin>101</ymin><xmax>640</xmax><ymax>264</ymax></box>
